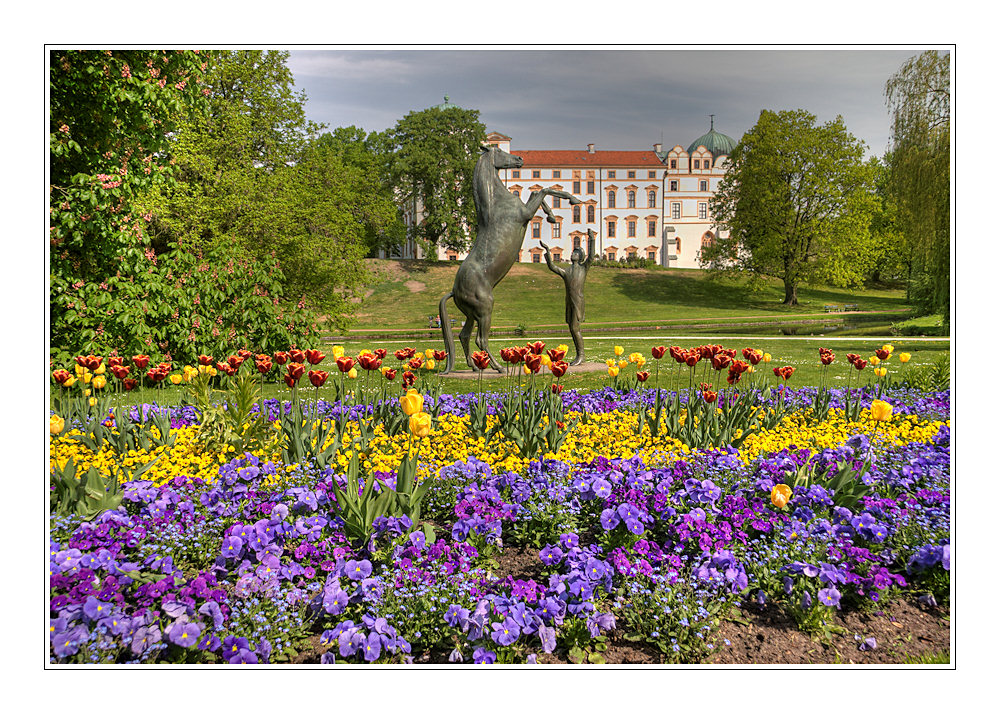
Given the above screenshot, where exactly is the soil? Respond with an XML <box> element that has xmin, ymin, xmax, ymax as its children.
<box><xmin>404</xmin><ymin>280</ymin><xmax>426</xmax><ymax>293</ymax></box>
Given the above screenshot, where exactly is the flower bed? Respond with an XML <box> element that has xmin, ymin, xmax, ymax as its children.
<box><xmin>48</xmin><ymin>386</ymin><xmax>950</xmax><ymax>664</ymax></box>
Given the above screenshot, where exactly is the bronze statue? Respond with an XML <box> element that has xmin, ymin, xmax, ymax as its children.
<box><xmin>439</xmin><ymin>145</ymin><xmax>581</xmax><ymax>373</ymax></box>
<box><xmin>540</xmin><ymin>229</ymin><xmax>595</xmax><ymax>366</ymax></box>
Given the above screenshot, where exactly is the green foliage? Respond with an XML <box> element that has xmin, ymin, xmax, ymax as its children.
<box><xmin>328</xmin><ymin>451</ymin><xmax>397</xmax><ymax>547</ymax></box>
<box><xmin>885</xmin><ymin>51</ymin><xmax>950</xmax><ymax>316</ymax></box>
<box><xmin>70</xmin><ymin>406</ymin><xmax>175</xmax><ymax>458</ymax></box>
<box><xmin>188</xmin><ymin>369</ymin><xmax>277</xmax><ymax>456</ymax></box>
<box><xmin>706</xmin><ymin>109</ymin><xmax>878</xmax><ymax>305</ymax></box>
<box><xmin>389</xmin><ymin>105</ymin><xmax>487</xmax><ymax>252</ymax></box>
<box><xmin>51</xmin><ymin>458</ymin><xmax>125</xmax><ymax>521</ymax></box>
<box><xmin>279</xmin><ymin>400</ymin><xmax>342</xmax><ymax>469</ymax></box>
<box><xmin>902</xmin><ymin>354</ymin><xmax>950</xmax><ymax>391</ymax></box>
<box><xmin>789</xmin><ymin>456</ymin><xmax>873</xmax><ymax>512</ymax></box>
<box><xmin>51</xmin><ymin>238</ymin><xmax>319</xmax><ymax>367</ymax></box>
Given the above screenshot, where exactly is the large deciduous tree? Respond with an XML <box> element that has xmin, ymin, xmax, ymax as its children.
<box><xmin>885</xmin><ymin>50</ymin><xmax>950</xmax><ymax>317</ymax></box>
<box><xmin>704</xmin><ymin>109</ymin><xmax>877</xmax><ymax>305</ymax></box>
<box><xmin>389</xmin><ymin>105</ymin><xmax>487</xmax><ymax>253</ymax></box>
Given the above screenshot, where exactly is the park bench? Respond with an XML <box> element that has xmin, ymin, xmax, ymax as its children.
<box><xmin>427</xmin><ymin>315</ymin><xmax>457</xmax><ymax>328</ymax></box>
<box><xmin>823</xmin><ymin>304</ymin><xmax>840</xmax><ymax>313</ymax></box>
<box><xmin>844</xmin><ymin>303</ymin><xmax>859</xmax><ymax>312</ymax></box>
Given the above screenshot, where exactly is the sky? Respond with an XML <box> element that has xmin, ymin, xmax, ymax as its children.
<box><xmin>286</xmin><ymin>48</ymin><xmax>935</xmax><ymax>158</ymax></box>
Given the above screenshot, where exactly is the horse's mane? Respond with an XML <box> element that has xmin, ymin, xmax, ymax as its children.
<box><xmin>473</xmin><ymin>149</ymin><xmax>497</xmax><ymax>228</ymax></box>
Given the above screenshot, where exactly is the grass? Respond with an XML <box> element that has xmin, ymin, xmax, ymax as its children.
<box><xmin>337</xmin><ymin>259</ymin><xmax>914</xmax><ymax>335</ymax></box>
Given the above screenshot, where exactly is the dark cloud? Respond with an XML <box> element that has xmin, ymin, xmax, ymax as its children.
<box><xmin>288</xmin><ymin>48</ymin><xmax>927</xmax><ymax>157</ymax></box>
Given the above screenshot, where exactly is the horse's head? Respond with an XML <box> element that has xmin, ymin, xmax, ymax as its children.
<box><xmin>481</xmin><ymin>144</ymin><xmax>523</xmax><ymax>170</ymax></box>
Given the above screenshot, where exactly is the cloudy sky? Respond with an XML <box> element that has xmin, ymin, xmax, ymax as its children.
<box><xmin>286</xmin><ymin>48</ymin><xmax>935</xmax><ymax>158</ymax></box>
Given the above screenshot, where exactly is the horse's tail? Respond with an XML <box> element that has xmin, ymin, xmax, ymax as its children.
<box><xmin>439</xmin><ymin>291</ymin><xmax>456</xmax><ymax>374</ymax></box>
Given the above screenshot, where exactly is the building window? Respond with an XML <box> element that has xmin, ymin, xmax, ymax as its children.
<box><xmin>573</xmin><ymin>235</ymin><xmax>581</xmax><ymax>250</ymax></box>
<box><xmin>702</xmin><ymin>233</ymin><xmax>714</xmax><ymax>250</ymax></box>
<box><xmin>627</xmin><ymin>247</ymin><xmax>637</xmax><ymax>258</ymax></box>
<box><xmin>647</xmin><ymin>218</ymin><xmax>656</xmax><ymax>237</ymax></box>
<box><xmin>693</xmin><ymin>160</ymin><xmax>700</xmax><ymax>169</ymax></box>
<box><xmin>648</xmin><ymin>170</ymin><xmax>656</xmax><ymax>179</ymax></box>
<box><xmin>552</xmin><ymin>222</ymin><xmax>561</xmax><ymax>238</ymax></box>
<box><xmin>532</xmin><ymin>221</ymin><xmax>541</xmax><ymax>238</ymax></box>
<box><xmin>606</xmin><ymin>249</ymin><xmax>617</xmax><ymax>260</ymax></box>
<box><xmin>449</xmin><ymin>254</ymin><xmax>458</xmax><ymax>261</ymax></box>
<box><xmin>647</xmin><ymin>247</ymin><xmax>657</xmax><ymax>260</ymax></box>
<box><xmin>672</xmin><ymin>202</ymin><xmax>681</xmax><ymax>220</ymax></box>
<box><xmin>627</xmin><ymin>220</ymin><xmax>636</xmax><ymax>237</ymax></box>
<box><xmin>532</xmin><ymin>253</ymin><xmax>540</xmax><ymax>263</ymax></box>
<box><xmin>512</xmin><ymin>190</ymin><xmax>520</xmax><ymax>198</ymax></box>
<box><xmin>553</xmin><ymin>196</ymin><xmax>561</xmax><ymax>208</ymax></box>
<box><xmin>587</xmin><ymin>205</ymin><xmax>595</xmax><ymax>223</ymax></box>
<box><xmin>700</xmin><ymin>180</ymin><xmax>708</xmax><ymax>192</ymax></box>
<box><xmin>572</xmin><ymin>205</ymin><xmax>581</xmax><ymax>223</ymax></box>
<box><xmin>553</xmin><ymin>170</ymin><xmax>561</xmax><ymax>179</ymax></box>
<box><xmin>676</xmin><ymin>237</ymin><xmax>681</xmax><ymax>253</ymax></box>
<box><xmin>627</xmin><ymin>170</ymin><xmax>636</xmax><ymax>179</ymax></box>
<box><xmin>552</xmin><ymin>249</ymin><xmax>562</xmax><ymax>261</ymax></box>
<box><xmin>607</xmin><ymin>191</ymin><xmax>616</xmax><ymax>208</ymax></box>
<box><xmin>587</xmin><ymin>180</ymin><xmax>595</xmax><ymax>193</ymax></box>
<box><xmin>608</xmin><ymin>170</ymin><xmax>616</xmax><ymax>179</ymax></box>
<box><xmin>648</xmin><ymin>190</ymin><xmax>656</xmax><ymax>207</ymax></box>
<box><xmin>669</xmin><ymin>180</ymin><xmax>678</xmax><ymax>192</ymax></box>
<box><xmin>627</xmin><ymin>190</ymin><xmax>636</xmax><ymax>208</ymax></box>
<box><xmin>512</xmin><ymin>170</ymin><xmax>520</xmax><ymax>178</ymax></box>
<box><xmin>699</xmin><ymin>203</ymin><xmax>707</xmax><ymax>219</ymax></box>
<box><xmin>670</xmin><ymin>159</ymin><xmax>677</xmax><ymax>169</ymax></box>
<box><xmin>607</xmin><ymin>221</ymin><xmax>616</xmax><ymax>238</ymax></box>
<box><xmin>532</xmin><ymin>170</ymin><xmax>541</xmax><ymax>179</ymax></box>
<box><xmin>573</xmin><ymin>180</ymin><xmax>581</xmax><ymax>193</ymax></box>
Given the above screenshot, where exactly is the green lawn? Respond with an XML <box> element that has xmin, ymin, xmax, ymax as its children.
<box><xmin>339</xmin><ymin>260</ymin><xmax>913</xmax><ymax>336</ymax></box>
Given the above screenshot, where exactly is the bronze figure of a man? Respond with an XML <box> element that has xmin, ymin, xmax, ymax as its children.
<box><xmin>540</xmin><ymin>229</ymin><xmax>595</xmax><ymax>366</ymax></box>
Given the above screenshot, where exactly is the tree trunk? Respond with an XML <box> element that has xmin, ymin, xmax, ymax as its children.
<box><xmin>783</xmin><ymin>280</ymin><xmax>798</xmax><ymax>305</ymax></box>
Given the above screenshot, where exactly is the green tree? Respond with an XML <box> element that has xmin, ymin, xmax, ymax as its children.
<box><xmin>885</xmin><ymin>50</ymin><xmax>950</xmax><ymax>317</ymax></box>
<box><xmin>143</xmin><ymin>52</ymin><xmax>394</xmax><ymax>332</ymax></box>
<box><xmin>49</xmin><ymin>49</ymin><xmax>212</xmax><ymax>360</ymax></box>
<box><xmin>389</xmin><ymin>105</ymin><xmax>487</xmax><ymax>253</ymax></box>
<box><xmin>704</xmin><ymin>109</ymin><xmax>877</xmax><ymax>305</ymax></box>
<box><xmin>865</xmin><ymin>154</ymin><xmax>909</xmax><ymax>285</ymax></box>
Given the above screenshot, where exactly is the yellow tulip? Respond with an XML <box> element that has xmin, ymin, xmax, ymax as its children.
<box><xmin>618</xmin><ymin>359</ymin><xmax>628</xmax><ymax>369</ymax></box>
<box><xmin>92</xmin><ymin>375</ymin><xmax>107</xmax><ymax>389</ymax></box>
<box><xmin>899</xmin><ymin>352</ymin><xmax>911</xmax><ymax>363</ymax></box>
<box><xmin>169</xmin><ymin>374</ymin><xmax>183</xmax><ymax>385</ymax></box>
<box><xmin>400</xmin><ymin>390</ymin><xmax>424</xmax><ymax>416</ymax></box>
<box><xmin>348</xmin><ymin>368</ymin><xmax>358</xmax><ymax>379</ymax></box>
<box><xmin>870</xmin><ymin>399</ymin><xmax>893</xmax><ymax>422</ymax></box>
<box><xmin>770</xmin><ymin>483</ymin><xmax>791</xmax><ymax>509</ymax></box>
<box><xmin>634</xmin><ymin>355</ymin><xmax>646</xmax><ymax>368</ymax></box>
<box><xmin>95</xmin><ymin>363</ymin><xmax>107</xmax><ymax>375</ymax></box>
<box><xmin>747</xmin><ymin>365</ymin><xmax>755</xmax><ymax>373</ymax></box>
<box><xmin>605</xmin><ymin>358</ymin><xmax>616</xmax><ymax>368</ymax></box>
<box><xmin>409</xmin><ymin>411</ymin><xmax>432</xmax><ymax>438</ymax></box>
<box><xmin>332</xmin><ymin>345</ymin><xmax>345</xmax><ymax>358</ymax></box>
<box><xmin>608</xmin><ymin>366</ymin><xmax>620</xmax><ymax>377</ymax></box>
<box><xmin>869</xmin><ymin>356</ymin><xmax>880</xmax><ymax>366</ymax></box>
<box><xmin>763</xmin><ymin>353</ymin><xmax>772</xmax><ymax>363</ymax></box>
<box><xmin>88</xmin><ymin>397</ymin><xmax>97</xmax><ymax>407</ymax></box>
<box><xmin>614</xmin><ymin>346</ymin><xmax>624</xmax><ymax>356</ymax></box>
<box><xmin>523</xmin><ymin>364</ymin><xmax>531</xmax><ymax>375</ymax></box>
<box><xmin>882</xmin><ymin>344</ymin><xmax>894</xmax><ymax>354</ymax></box>
<box><xmin>558</xmin><ymin>344</ymin><xmax>569</xmax><ymax>353</ymax></box>
<box><xmin>541</xmin><ymin>354</ymin><xmax>552</xmax><ymax>367</ymax></box>
<box><xmin>82</xmin><ymin>372</ymin><xmax>93</xmax><ymax>384</ymax></box>
<box><xmin>874</xmin><ymin>367</ymin><xmax>887</xmax><ymax>378</ymax></box>
<box><xmin>63</xmin><ymin>375</ymin><xmax>77</xmax><ymax>387</ymax></box>
<box><xmin>83</xmin><ymin>389</ymin><xmax>91</xmax><ymax>397</ymax></box>
<box><xmin>50</xmin><ymin>414</ymin><xmax>65</xmax><ymax>435</ymax></box>
<box><xmin>424</xmin><ymin>348</ymin><xmax>435</xmax><ymax>359</ymax></box>
<box><xmin>359</xmin><ymin>349</ymin><xmax>373</xmax><ymax>357</ymax></box>
<box><xmin>75</xmin><ymin>364</ymin><xmax>87</xmax><ymax>377</ymax></box>
<box><xmin>424</xmin><ymin>359</ymin><xmax>435</xmax><ymax>370</ymax></box>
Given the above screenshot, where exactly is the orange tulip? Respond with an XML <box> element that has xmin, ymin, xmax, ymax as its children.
<box><xmin>771</xmin><ymin>484</ymin><xmax>792</xmax><ymax>509</ymax></box>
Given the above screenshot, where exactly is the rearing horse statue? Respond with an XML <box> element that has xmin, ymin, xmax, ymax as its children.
<box><xmin>439</xmin><ymin>145</ymin><xmax>581</xmax><ymax>374</ymax></box>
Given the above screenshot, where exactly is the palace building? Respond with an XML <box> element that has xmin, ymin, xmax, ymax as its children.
<box><xmin>386</xmin><ymin>104</ymin><xmax>739</xmax><ymax>269</ymax></box>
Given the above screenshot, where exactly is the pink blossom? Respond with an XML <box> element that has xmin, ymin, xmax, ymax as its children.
<box><xmin>212</xmin><ymin>326</ymin><xmax>220</xmax><ymax>337</ymax></box>
<box><xmin>121</xmin><ymin>64</ymin><xmax>132</xmax><ymax>79</ymax></box>
<box><xmin>59</xmin><ymin>124</ymin><xmax>70</xmax><ymax>134</ymax></box>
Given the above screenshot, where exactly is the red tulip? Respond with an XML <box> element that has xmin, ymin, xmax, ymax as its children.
<box><xmin>283</xmin><ymin>374</ymin><xmax>298</xmax><ymax>389</ymax></box>
<box><xmin>305</xmin><ymin>349</ymin><xmax>325</xmax><ymax>365</ymax></box>
<box><xmin>402</xmin><ymin>370</ymin><xmax>416</xmax><ymax>388</ymax></box>
<box><xmin>472</xmin><ymin>351</ymin><xmax>492</xmax><ymax>370</ymax></box>
<box><xmin>711</xmin><ymin>354</ymin><xmax>731</xmax><ymax>371</ymax></box>
<box><xmin>132</xmin><ymin>355</ymin><xmax>150</xmax><ymax>370</ymax></box>
<box><xmin>287</xmin><ymin>363</ymin><xmax>305</xmax><ymax>381</ymax></box>
<box><xmin>408</xmin><ymin>356</ymin><xmax>424</xmax><ymax>371</ymax></box>
<box><xmin>651</xmin><ymin>346</ymin><xmax>666</xmax><ymax>359</ymax></box>
<box><xmin>550</xmin><ymin>360</ymin><xmax>569</xmax><ymax>378</ymax></box>
<box><xmin>336</xmin><ymin>356</ymin><xmax>355</xmax><ymax>373</ymax></box>
<box><xmin>382</xmin><ymin>368</ymin><xmax>397</xmax><ymax>381</ymax></box>
<box><xmin>433</xmin><ymin>350</ymin><xmax>447</xmax><ymax>361</ymax></box>
<box><xmin>111</xmin><ymin>365</ymin><xmax>131</xmax><ymax>380</ymax></box>
<box><xmin>636</xmin><ymin>371</ymin><xmax>650</xmax><ymax>383</ymax></box>
<box><xmin>527</xmin><ymin>341</ymin><xmax>545</xmax><ymax>355</ymax></box>
<box><xmin>108</xmin><ymin>356</ymin><xmax>124</xmax><ymax>368</ymax></box>
<box><xmin>358</xmin><ymin>354</ymin><xmax>382</xmax><ymax>371</ymax></box>
<box><xmin>123</xmin><ymin>378</ymin><xmax>138</xmax><ymax>392</ymax></box>
<box><xmin>274</xmin><ymin>351</ymin><xmax>289</xmax><ymax>365</ymax></box>
<box><xmin>684</xmin><ymin>354</ymin><xmax>700</xmax><ymax>367</ymax></box>
<box><xmin>374</xmin><ymin>348</ymin><xmax>388</xmax><ymax>360</ymax></box>
<box><xmin>52</xmin><ymin>369</ymin><xmax>72</xmax><ymax>385</ymax></box>
<box><xmin>227</xmin><ymin>355</ymin><xmax>244</xmax><ymax>370</ymax></box>
<box><xmin>525</xmin><ymin>354</ymin><xmax>543</xmax><ymax>373</ymax></box>
<box><xmin>308</xmin><ymin>370</ymin><xmax>329</xmax><ymax>388</ymax></box>
<box><xmin>289</xmin><ymin>348</ymin><xmax>306</xmax><ymax>364</ymax></box>
<box><xmin>255</xmin><ymin>358</ymin><xmax>273</xmax><ymax>375</ymax></box>
<box><xmin>547</xmin><ymin>348</ymin><xmax>566</xmax><ymax>363</ymax></box>
<box><xmin>551</xmin><ymin>384</ymin><xmax>564</xmax><ymax>394</ymax></box>
<box><xmin>198</xmin><ymin>354</ymin><xmax>214</xmax><ymax>366</ymax></box>
<box><xmin>237</xmin><ymin>349</ymin><xmax>253</xmax><ymax>360</ymax></box>
<box><xmin>702</xmin><ymin>389</ymin><xmax>718</xmax><ymax>404</ymax></box>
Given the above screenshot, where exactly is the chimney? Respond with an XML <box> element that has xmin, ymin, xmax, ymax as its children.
<box><xmin>653</xmin><ymin>143</ymin><xmax>663</xmax><ymax>153</ymax></box>
<box><xmin>587</xmin><ymin>143</ymin><xmax>595</xmax><ymax>154</ymax></box>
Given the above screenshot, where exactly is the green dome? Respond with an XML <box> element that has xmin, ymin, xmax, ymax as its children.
<box><xmin>432</xmin><ymin>94</ymin><xmax>460</xmax><ymax>110</ymax></box>
<box><xmin>687</xmin><ymin>123</ymin><xmax>737</xmax><ymax>159</ymax></box>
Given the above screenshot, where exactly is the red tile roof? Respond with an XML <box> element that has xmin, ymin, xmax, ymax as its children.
<box><xmin>513</xmin><ymin>150</ymin><xmax>664</xmax><ymax>168</ymax></box>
